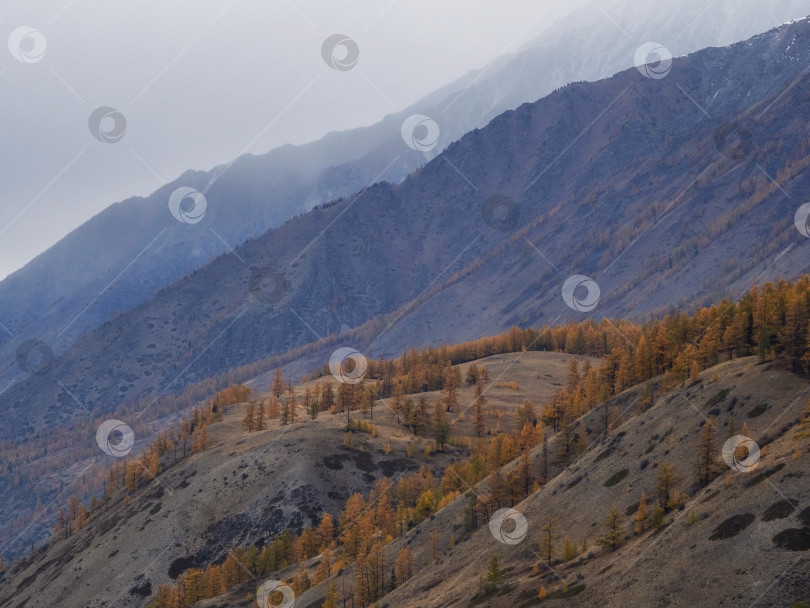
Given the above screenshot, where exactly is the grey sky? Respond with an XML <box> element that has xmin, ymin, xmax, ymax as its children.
<box><xmin>0</xmin><ymin>0</ymin><xmax>590</xmax><ymax>280</ymax></box>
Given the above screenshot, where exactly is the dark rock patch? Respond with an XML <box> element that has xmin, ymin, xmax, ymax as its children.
<box><xmin>761</xmin><ymin>499</ymin><xmax>798</xmax><ymax>522</ymax></box>
<box><xmin>772</xmin><ymin>528</ymin><xmax>810</xmax><ymax>551</ymax></box>
<box><xmin>710</xmin><ymin>513</ymin><xmax>755</xmax><ymax>541</ymax></box>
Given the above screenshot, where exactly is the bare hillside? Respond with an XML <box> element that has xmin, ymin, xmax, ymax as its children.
<box><xmin>297</xmin><ymin>357</ymin><xmax>810</xmax><ymax>608</ymax></box>
<box><xmin>0</xmin><ymin>351</ymin><xmax>584</xmax><ymax>608</ymax></box>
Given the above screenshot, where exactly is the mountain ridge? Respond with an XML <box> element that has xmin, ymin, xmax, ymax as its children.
<box><xmin>4</xmin><ymin>13</ymin><xmax>810</xmax><ymax>559</ymax></box>
<box><xmin>3</xmin><ymin>0</ymin><xmax>808</xmax><ymax>394</ymax></box>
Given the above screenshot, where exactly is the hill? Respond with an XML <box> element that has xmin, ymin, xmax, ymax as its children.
<box><xmin>2</xmin><ymin>0</ymin><xmax>807</xmax><ymax>392</ymax></box>
<box><xmin>4</xmin><ymin>276</ymin><xmax>810</xmax><ymax>606</ymax></box>
<box><xmin>5</xmin><ymin>349</ymin><xmax>810</xmax><ymax>607</ymax></box>
<box><xmin>6</xmin><ymin>16</ymin><xmax>810</xmax><ymax>556</ymax></box>
<box><xmin>0</xmin><ymin>351</ymin><xmax>590</xmax><ymax>608</ymax></box>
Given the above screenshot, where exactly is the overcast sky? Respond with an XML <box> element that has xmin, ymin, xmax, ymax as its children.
<box><xmin>0</xmin><ymin>0</ymin><xmax>592</xmax><ymax>280</ymax></box>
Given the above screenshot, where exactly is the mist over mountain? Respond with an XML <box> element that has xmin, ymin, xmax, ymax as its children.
<box><xmin>2</xmin><ymin>0</ymin><xmax>808</xmax><ymax>399</ymax></box>
<box><xmin>3</xmin><ymin>14</ymin><xmax>810</xmax><ymax>564</ymax></box>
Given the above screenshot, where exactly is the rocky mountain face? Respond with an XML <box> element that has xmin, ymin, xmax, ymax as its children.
<box><xmin>6</xmin><ymin>16</ymin><xmax>810</xmax><ymax>436</ymax></box>
<box><xmin>4</xmin><ymin>14</ymin><xmax>810</xmax><ymax>557</ymax></box>
<box><xmin>2</xmin><ymin>0</ymin><xmax>808</xmax><ymax>392</ymax></box>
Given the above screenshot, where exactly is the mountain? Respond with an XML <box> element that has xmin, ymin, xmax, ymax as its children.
<box><xmin>3</xmin><ymin>308</ymin><xmax>810</xmax><ymax>607</ymax></box>
<box><xmin>4</xmin><ymin>13</ymin><xmax>810</xmax><ymax>556</ymax></box>
<box><xmin>2</xmin><ymin>0</ymin><xmax>809</xmax><ymax>392</ymax></box>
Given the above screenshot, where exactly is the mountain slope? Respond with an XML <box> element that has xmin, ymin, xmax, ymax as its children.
<box><xmin>5</xmin><ymin>351</ymin><xmax>810</xmax><ymax>608</ymax></box>
<box><xmin>5</xmin><ymin>15</ymin><xmax>810</xmax><ymax>557</ymax></box>
<box><xmin>6</xmin><ymin>17</ymin><xmax>810</xmax><ymax>435</ymax></box>
<box><xmin>0</xmin><ymin>350</ymin><xmax>584</xmax><ymax>608</ymax></box>
<box><xmin>299</xmin><ymin>357</ymin><xmax>810</xmax><ymax>608</ymax></box>
<box><xmin>2</xmin><ymin>0</ymin><xmax>808</xmax><ymax>390</ymax></box>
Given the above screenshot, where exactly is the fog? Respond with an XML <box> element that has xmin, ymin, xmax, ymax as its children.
<box><xmin>0</xmin><ymin>0</ymin><xmax>590</xmax><ymax>279</ymax></box>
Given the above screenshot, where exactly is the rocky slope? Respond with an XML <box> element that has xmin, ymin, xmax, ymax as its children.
<box><xmin>6</xmin><ymin>17</ymin><xmax>810</xmax><ymax>438</ymax></box>
<box><xmin>4</xmin><ymin>353</ymin><xmax>809</xmax><ymax>607</ymax></box>
<box><xmin>0</xmin><ymin>351</ymin><xmax>583</xmax><ymax>608</ymax></box>
<box><xmin>2</xmin><ymin>0</ymin><xmax>808</xmax><ymax>391</ymax></box>
<box><xmin>5</xmin><ymin>15</ymin><xmax>810</xmax><ymax>557</ymax></box>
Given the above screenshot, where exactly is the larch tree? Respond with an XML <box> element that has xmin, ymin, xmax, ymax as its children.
<box><xmin>466</xmin><ymin>363</ymin><xmax>480</xmax><ymax>386</ymax></box>
<box><xmin>598</xmin><ymin>508</ymin><xmax>625</xmax><ymax>551</ymax></box>
<box><xmin>486</xmin><ymin>554</ymin><xmax>501</xmax><ymax>591</ymax></box>
<box><xmin>389</xmin><ymin>384</ymin><xmax>403</xmax><ymax>424</ymax></box>
<box><xmin>561</xmin><ymin>535</ymin><xmax>578</xmax><ymax>561</ymax></box>
<box><xmin>566</xmin><ymin>358</ymin><xmax>580</xmax><ymax>394</ymax></box>
<box><xmin>414</xmin><ymin>395</ymin><xmax>429</xmax><ymax>435</ymax></box>
<box><xmin>321</xmin><ymin>381</ymin><xmax>335</xmax><ymax>412</ymax></box>
<box><xmin>394</xmin><ymin>547</ymin><xmax>413</xmax><ymax>585</ymax></box>
<box><xmin>317</xmin><ymin>512</ymin><xmax>335</xmax><ymax>549</ymax></box>
<box><xmin>655</xmin><ymin>463</ymin><xmax>679</xmax><ymax>510</ymax></box>
<box><xmin>266</xmin><ymin>395</ymin><xmax>280</xmax><ymax>419</ymax></box>
<box><xmin>538</xmin><ymin>516</ymin><xmax>557</xmax><ymax>567</ymax></box>
<box><xmin>433</xmin><ymin>401</ymin><xmax>451</xmax><ymax>450</ymax></box>
<box><xmin>322</xmin><ymin>581</ymin><xmax>338</xmax><ymax>608</ymax></box>
<box><xmin>697</xmin><ymin>416</ymin><xmax>719</xmax><ymax>485</ymax></box>
<box><xmin>444</xmin><ymin>364</ymin><xmax>460</xmax><ymax>412</ymax></box>
<box><xmin>516</xmin><ymin>399</ymin><xmax>536</xmax><ymax>428</ymax></box>
<box><xmin>473</xmin><ymin>380</ymin><xmax>487</xmax><ymax>437</ymax></box>
<box><xmin>289</xmin><ymin>391</ymin><xmax>298</xmax><ymax>424</ymax></box>
<box><xmin>635</xmin><ymin>491</ymin><xmax>648</xmax><ymax>533</ymax></box>
<box><xmin>254</xmin><ymin>402</ymin><xmax>266</xmax><ymax>431</ymax></box>
<box><xmin>242</xmin><ymin>403</ymin><xmax>255</xmax><ymax>432</ymax></box>
<box><xmin>271</xmin><ymin>368</ymin><xmax>286</xmax><ymax>399</ymax></box>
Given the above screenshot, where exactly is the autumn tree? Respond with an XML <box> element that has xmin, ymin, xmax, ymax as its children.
<box><xmin>304</xmin><ymin>387</ymin><xmax>316</xmax><ymax>419</ymax></box>
<box><xmin>598</xmin><ymin>508</ymin><xmax>625</xmax><ymax>551</ymax></box>
<box><xmin>473</xmin><ymin>380</ymin><xmax>487</xmax><ymax>437</ymax></box>
<box><xmin>288</xmin><ymin>391</ymin><xmax>298</xmax><ymax>424</ymax></box>
<box><xmin>394</xmin><ymin>547</ymin><xmax>413</xmax><ymax>586</ymax></box>
<box><xmin>538</xmin><ymin>516</ymin><xmax>557</xmax><ymax>567</ymax></box>
<box><xmin>271</xmin><ymin>368</ymin><xmax>286</xmax><ymax>398</ymax></box>
<box><xmin>656</xmin><ymin>463</ymin><xmax>679</xmax><ymax>510</ymax></box>
<box><xmin>266</xmin><ymin>395</ymin><xmax>280</xmax><ymax>419</ymax></box>
<box><xmin>242</xmin><ymin>402</ymin><xmax>255</xmax><ymax>432</ymax></box>
<box><xmin>635</xmin><ymin>491</ymin><xmax>648</xmax><ymax>533</ymax></box>
<box><xmin>322</xmin><ymin>381</ymin><xmax>335</xmax><ymax>412</ymax></box>
<box><xmin>561</xmin><ymin>535</ymin><xmax>578</xmax><ymax>561</ymax></box>
<box><xmin>254</xmin><ymin>402</ymin><xmax>266</xmax><ymax>431</ymax></box>
<box><xmin>555</xmin><ymin>412</ymin><xmax>576</xmax><ymax>466</ymax></box>
<box><xmin>466</xmin><ymin>363</ymin><xmax>480</xmax><ymax>386</ymax></box>
<box><xmin>697</xmin><ymin>416</ymin><xmax>719</xmax><ymax>485</ymax></box>
<box><xmin>317</xmin><ymin>512</ymin><xmax>335</xmax><ymax>549</ymax></box>
<box><xmin>322</xmin><ymin>581</ymin><xmax>338</xmax><ymax>608</ymax></box>
<box><xmin>444</xmin><ymin>364</ymin><xmax>460</xmax><ymax>412</ymax></box>
<box><xmin>414</xmin><ymin>395</ymin><xmax>429</xmax><ymax>435</ymax></box>
<box><xmin>433</xmin><ymin>401</ymin><xmax>451</xmax><ymax>450</ymax></box>
<box><xmin>389</xmin><ymin>384</ymin><xmax>403</xmax><ymax>424</ymax></box>
<box><xmin>516</xmin><ymin>399</ymin><xmax>536</xmax><ymax>428</ymax></box>
<box><xmin>486</xmin><ymin>554</ymin><xmax>501</xmax><ymax>591</ymax></box>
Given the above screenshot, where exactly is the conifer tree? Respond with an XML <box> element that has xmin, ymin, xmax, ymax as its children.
<box><xmin>486</xmin><ymin>554</ymin><xmax>501</xmax><ymax>591</ymax></box>
<box><xmin>242</xmin><ymin>402</ymin><xmax>255</xmax><ymax>432</ymax></box>
<box><xmin>444</xmin><ymin>364</ymin><xmax>460</xmax><ymax>412</ymax></box>
<box><xmin>656</xmin><ymin>463</ymin><xmax>679</xmax><ymax>509</ymax></box>
<box><xmin>271</xmin><ymin>368</ymin><xmax>286</xmax><ymax>398</ymax></box>
<box><xmin>635</xmin><ymin>491</ymin><xmax>648</xmax><ymax>533</ymax></box>
<box><xmin>433</xmin><ymin>401</ymin><xmax>451</xmax><ymax>450</ymax></box>
<box><xmin>561</xmin><ymin>535</ymin><xmax>578</xmax><ymax>561</ymax></box>
<box><xmin>538</xmin><ymin>516</ymin><xmax>557</xmax><ymax>566</ymax></box>
<box><xmin>598</xmin><ymin>508</ymin><xmax>625</xmax><ymax>551</ymax></box>
<box><xmin>698</xmin><ymin>416</ymin><xmax>719</xmax><ymax>485</ymax></box>
<box><xmin>473</xmin><ymin>380</ymin><xmax>487</xmax><ymax>437</ymax></box>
